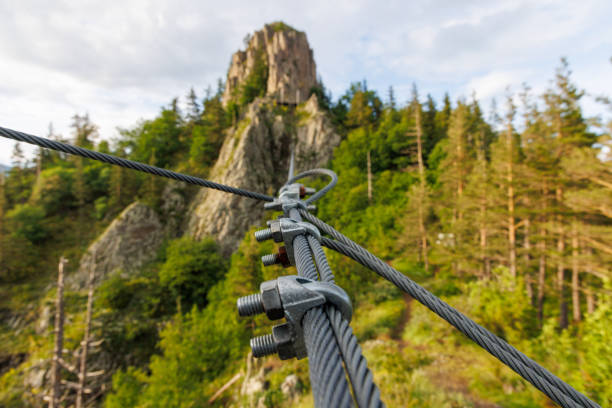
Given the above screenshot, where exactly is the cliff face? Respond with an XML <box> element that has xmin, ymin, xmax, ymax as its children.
<box><xmin>187</xmin><ymin>94</ymin><xmax>339</xmax><ymax>254</ymax></box>
<box><xmin>72</xmin><ymin>182</ymin><xmax>186</xmax><ymax>287</ymax></box>
<box><xmin>222</xmin><ymin>23</ymin><xmax>317</xmax><ymax>106</ymax></box>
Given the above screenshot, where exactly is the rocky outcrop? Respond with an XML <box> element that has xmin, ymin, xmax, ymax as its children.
<box><xmin>70</xmin><ymin>202</ymin><xmax>164</xmax><ymax>288</ymax></box>
<box><xmin>187</xmin><ymin>94</ymin><xmax>340</xmax><ymax>254</ymax></box>
<box><xmin>222</xmin><ymin>22</ymin><xmax>317</xmax><ymax>106</ymax></box>
<box><xmin>71</xmin><ymin>182</ymin><xmax>186</xmax><ymax>287</ymax></box>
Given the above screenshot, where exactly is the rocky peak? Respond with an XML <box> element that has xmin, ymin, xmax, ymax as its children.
<box><xmin>222</xmin><ymin>22</ymin><xmax>317</xmax><ymax>106</ymax></box>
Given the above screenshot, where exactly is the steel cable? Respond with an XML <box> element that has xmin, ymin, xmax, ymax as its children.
<box><xmin>320</xmin><ymin>236</ymin><xmax>597</xmax><ymax>408</ymax></box>
<box><xmin>307</xmin><ymin>235</ymin><xmax>384</xmax><ymax>408</ymax></box>
<box><xmin>286</xmin><ymin>168</ymin><xmax>338</xmax><ymax>204</ymax></box>
<box><xmin>290</xmin><ymin>210</ymin><xmax>353</xmax><ymax>407</ymax></box>
<box><xmin>300</xmin><ymin>209</ymin><xmax>599</xmax><ymax>408</ymax></box>
<box><xmin>0</xmin><ymin>126</ymin><xmax>274</xmax><ymax>202</ymax></box>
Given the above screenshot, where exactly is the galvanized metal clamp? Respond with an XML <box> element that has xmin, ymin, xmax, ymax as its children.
<box><xmin>263</xmin><ymin>183</ymin><xmax>317</xmax><ymax>213</ymax></box>
<box><xmin>254</xmin><ymin>217</ymin><xmax>321</xmax><ymax>266</ymax></box>
<box><xmin>237</xmin><ymin>275</ymin><xmax>352</xmax><ymax>360</ymax></box>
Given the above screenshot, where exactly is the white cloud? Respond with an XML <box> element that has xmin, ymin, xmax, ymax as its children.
<box><xmin>1</xmin><ymin>0</ymin><xmax>611</xmax><ymax>164</ymax></box>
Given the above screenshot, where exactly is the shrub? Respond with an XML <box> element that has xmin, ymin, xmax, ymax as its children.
<box><xmin>159</xmin><ymin>237</ymin><xmax>228</xmax><ymax>310</ymax></box>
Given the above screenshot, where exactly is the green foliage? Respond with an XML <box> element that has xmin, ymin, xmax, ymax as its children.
<box><xmin>123</xmin><ymin>105</ymin><xmax>183</xmax><ymax>168</ymax></box>
<box><xmin>105</xmin><ymin>367</ymin><xmax>146</xmax><ymax>408</ymax></box>
<box><xmin>345</xmin><ymin>81</ymin><xmax>383</xmax><ymax>129</ymax></box>
<box><xmin>189</xmin><ymin>124</ymin><xmax>217</xmax><ymax>168</ymax></box>
<box><xmin>352</xmin><ymin>296</ymin><xmax>405</xmax><ymax>340</ymax></box>
<box><xmin>188</xmin><ymin>93</ymin><xmax>227</xmax><ymax>171</ymax></box>
<box><xmin>464</xmin><ymin>267</ymin><xmax>539</xmax><ymax>343</ymax></box>
<box><xmin>0</xmin><ymin>368</ymin><xmax>24</xmax><ymax>407</ymax></box>
<box><xmin>29</xmin><ymin>166</ymin><xmax>75</xmax><ymax>213</ymax></box>
<box><xmin>363</xmin><ymin>340</ymin><xmax>471</xmax><ymax>407</ymax></box>
<box><xmin>268</xmin><ymin>21</ymin><xmax>295</xmax><ymax>32</ymax></box>
<box><xmin>238</xmin><ymin>49</ymin><xmax>268</xmax><ymax>108</ymax></box>
<box><xmin>6</xmin><ymin>204</ymin><xmax>47</xmax><ymax>244</ymax></box>
<box><xmin>159</xmin><ymin>237</ymin><xmax>228</xmax><ymax>310</ymax></box>
<box><xmin>97</xmin><ymin>272</ymin><xmax>166</xmax><ymax>367</ymax></box>
<box><xmin>105</xmin><ymin>230</ymin><xmax>270</xmax><ymax>407</ymax></box>
<box><xmin>533</xmin><ymin>297</ymin><xmax>612</xmax><ymax>405</ymax></box>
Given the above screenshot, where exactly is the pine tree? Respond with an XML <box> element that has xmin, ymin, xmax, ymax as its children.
<box><xmin>542</xmin><ymin>58</ymin><xmax>595</xmax><ymax>328</ymax></box>
<box><xmin>11</xmin><ymin>143</ymin><xmax>24</xmax><ymax>169</ymax></box>
<box><xmin>422</xmin><ymin>94</ymin><xmax>441</xmax><ymax>161</ymax></box>
<box><xmin>71</xmin><ymin>114</ymin><xmax>98</xmax><ymax>148</ymax></box>
<box><xmin>411</xmin><ymin>86</ymin><xmax>430</xmax><ymax>273</ymax></box>
<box><xmin>490</xmin><ymin>94</ymin><xmax>522</xmax><ymax>279</ymax></box>
<box><xmin>386</xmin><ymin>86</ymin><xmax>396</xmax><ymax>110</ymax></box>
<box><xmin>186</xmin><ymin>87</ymin><xmax>201</xmax><ymax>123</ymax></box>
<box><xmin>437</xmin><ymin>101</ymin><xmax>474</xmax><ymax>274</ymax></box>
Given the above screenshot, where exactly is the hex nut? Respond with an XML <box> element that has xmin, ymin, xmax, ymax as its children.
<box><xmin>261</xmin><ymin>280</ymin><xmax>284</xmax><ymax>320</ymax></box>
<box><xmin>277</xmin><ymin>246</ymin><xmax>291</xmax><ymax>268</ymax></box>
<box><xmin>273</xmin><ymin>323</ymin><xmax>295</xmax><ymax>360</ymax></box>
<box><xmin>270</xmin><ymin>221</ymin><xmax>283</xmax><ymax>243</ymax></box>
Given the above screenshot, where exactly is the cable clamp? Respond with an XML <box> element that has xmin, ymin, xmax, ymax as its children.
<box><xmin>237</xmin><ymin>275</ymin><xmax>352</xmax><ymax>360</ymax></box>
<box><xmin>256</xmin><ymin>218</ymin><xmax>320</xmax><ymax>266</ymax></box>
<box><xmin>263</xmin><ymin>183</ymin><xmax>317</xmax><ymax>213</ymax></box>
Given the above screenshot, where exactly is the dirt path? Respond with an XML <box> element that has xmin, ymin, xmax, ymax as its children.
<box><xmin>391</xmin><ymin>292</ymin><xmax>413</xmax><ymax>343</ymax></box>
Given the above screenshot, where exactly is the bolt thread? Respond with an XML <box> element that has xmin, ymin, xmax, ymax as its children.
<box><xmin>261</xmin><ymin>253</ymin><xmax>280</xmax><ymax>266</ymax></box>
<box><xmin>251</xmin><ymin>334</ymin><xmax>277</xmax><ymax>357</ymax></box>
<box><xmin>237</xmin><ymin>294</ymin><xmax>265</xmax><ymax>316</ymax></box>
<box><xmin>254</xmin><ymin>228</ymin><xmax>273</xmax><ymax>242</ymax></box>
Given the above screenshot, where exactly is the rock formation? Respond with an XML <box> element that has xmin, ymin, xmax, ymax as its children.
<box><xmin>222</xmin><ymin>22</ymin><xmax>317</xmax><ymax>106</ymax></box>
<box><xmin>188</xmin><ymin>23</ymin><xmax>340</xmax><ymax>254</ymax></box>
<box><xmin>187</xmin><ymin>94</ymin><xmax>339</xmax><ymax>254</ymax></box>
<box><xmin>71</xmin><ymin>202</ymin><xmax>164</xmax><ymax>288</ymax></box>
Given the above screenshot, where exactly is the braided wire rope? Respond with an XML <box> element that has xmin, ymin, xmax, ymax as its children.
<box><xmin>318</xmin><ymin>234</ymin><xmax>598</xmax><ymax>408</ymax></box>
<box><xmin>0</xmin><ymin>126</ymin><xmax>274</xmax><ymax>202</ymax></box>
<box><xmin>289</xmin><ymin>209</ymin><xmax>353</xmax><ymax>407</ymax></box>
<box><xmin>300</xmin><ymin>209</ymin><xmax>599</xmax><ymax>408</ymax></box>
<box><xmin>307</xmin><ymin>235</ymin><xmax>384</xmax><ymax>408</ymax></box>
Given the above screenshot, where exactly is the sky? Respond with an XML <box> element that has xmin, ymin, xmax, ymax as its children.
<box><xmin>1</xmin><ymin>0</ymin><xmax>611</xmax><ymax>165</ymax></box>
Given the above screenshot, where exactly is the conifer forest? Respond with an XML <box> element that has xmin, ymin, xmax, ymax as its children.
<box><xmin>0</xmin><ymin>22</ymin><xmax>610</xmax><ymax>408</ymax></box>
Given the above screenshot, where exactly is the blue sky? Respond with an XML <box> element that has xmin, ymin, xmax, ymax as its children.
<box><xmin>1</xmin><ymin>0</ymin><xmax>611</xmax><ymax>165</ymax></box>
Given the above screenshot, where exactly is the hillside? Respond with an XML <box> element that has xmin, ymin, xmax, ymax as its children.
<box><xmin>0</xmin><ymin>22</ymin><xmax>610</xmax><ymax>407</ymax></box>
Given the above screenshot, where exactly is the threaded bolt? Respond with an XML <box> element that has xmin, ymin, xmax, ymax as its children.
<box><xmin>261</xmin><ymin>253</ymin><xmax>280</xmax><ymax>266</ymax></box>
<box><xmin>237</xmin><ymin>294</ymin><xmax>265</xmax><ymax>316</ymax></box>
<box><xmin>251</xmin><ymin>334</ymin><xmax>278</xmax><ymax>357</ymax></box>
<box><xmin>254</xmin><ymin>228</ymin><xmax>273</xmax><ymax>242</ymax></box>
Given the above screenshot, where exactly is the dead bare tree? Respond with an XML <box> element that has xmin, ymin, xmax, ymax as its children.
<box><xmin>49</xmin><ymin>257</ymin><xmax>68</xmax><ymax>408</ymax></box>
<box><xmin>76</xmin><ymin>262</ymin><xmax>95</xmax><ymax>408</ymax></box>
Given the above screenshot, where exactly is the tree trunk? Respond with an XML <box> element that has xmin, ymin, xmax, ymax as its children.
<box><xmin>537</xmin><ymin>227</ymin><xmax>546</xmax><ymax>327</ymax></box>
<box><xmin>50</xmin><ymin>257</ymin><xmax>68</xmax><ymax>408</ymax></box>
<box><xmin>76</xmin><ymin>264</ymin><xmax>95</xmax><ymax>408</ymax></box>
<box><xmin>556</xmin><ymin>188</ymin><xmax>568</xmax><ymax>329</ymax></box>
<box><xmin>586</xmin><ymin>289</ymin><xmax>595</xmax><ymax>314</ymax></box>
<box><xmin>524</xmin><ymin>217</ymin><xmax>534</xmax><ymax>305</ymax></box>
<box><xmin>415</xmin><ymin>106</ymin><xmax>429</xmax><ymax>274</ymax></box>
<box><xmin>367</xmin><ymin>149</ymin><xmax>372</xmax><ymax>203</ymax></box>
<box><xmin>571</xmin><ymin>221</ymin><xmax>581</xmax><ymax>323</ymax></box>
<box><xmin>479</xmin><ymin>194</ymin><xmax>490</xmax><ymax>279</ymax></box>
<box><xmin>507</xmin><ymin>122</ymin><xmax>517</xmax><ymax>278</ymax></box>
